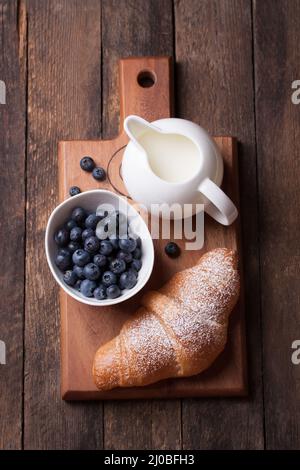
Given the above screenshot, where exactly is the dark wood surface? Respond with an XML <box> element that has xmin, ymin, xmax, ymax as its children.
<box><xmin>0</xmin><ymin>0</ymin><xmax>299</xmax><ymax>449</ymax></box>
<box><xmin>0</xmin><ymin>0</ymin><xmax>26</xmax><ymax>450</ymax></box>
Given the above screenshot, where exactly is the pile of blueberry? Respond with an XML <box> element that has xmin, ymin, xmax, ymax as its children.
<box><xmin>54</xmin><ymin>207</ymin><xmax>142</xmax><ymax>300</ymax></box>
<box><xmin>69</xmin><ymin>156</ymin><xmax>106</xmax><ymax>197</ymax></box>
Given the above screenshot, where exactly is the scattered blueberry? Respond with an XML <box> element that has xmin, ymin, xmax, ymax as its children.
<box><xmin>131</xmin><ymin>259</ymin><xmax>142</xmax><ymax>271</ymax></box>
<box><xmin>80</xmin><ymin>279</ymin><xmax>97</xmax><ymax>297</ymax></box>
<box><xmin>85</xmin><ymin>213</ymin><xmax>101</xmax><ymax>230</ymax></box>
<box><xmin>74</xmin><ymin>279</ymin><xmax>82</xmax><ymax>291</ymax></box>
<box><xmin>132</xmin><ymin>248</ymin><xmax>142</xmax><ymax>260</ymax></box>
<box><xmin>84</xmin><ymin>236</ymin><xmax>100</xmax><ymax>254</ymax></box>
<box><xmin>82</xmin><ymin>228</ymin><xmax>95</xmax><ymax>242</ymax></box>
<box><xmin>119</xmin><ymin>238</ymin><xmax>137</xmax><ymax>253</ymax></box>
<box><xmin>71</xmin><ymin>207</ymin><xmax>87</xmax><ymax>226</ymax></box>
<box><xmin>69</xmin><ymin>186</ymin><xmax>81</xmax><ymax>197</ymax></box>
<box><xmin>67</xmin><ymin>241</ymin><xmax>81</xmax><ymax>253</ymax></box>
<box><xmin>110</xmin><ymin>258</ymin><xmax>126</xmax><ymax>275</ymax></box>
<box><xmin>54</xmin><ymin>227</ymin><xmax>69</xmax><ymax>247</ymax></box>
<box><xmin>65</xmin><ymin>219</ymin><xmax>77</xmax><ymax>231</ymax></box>
<box><xmin>83</xmin><ymin>262</ymin><xmax>101</xmax><ymax>281</ymax></box>
<box><xmin>73</xmin><ymin>264</ymin><xmax>85</xmax><ymax>280</ymax></box>
<box><xmin>165</xmin><ymin>242</ymin><xmax>181</xmax><ymax>258</ymax></box>
<box><xmin>100</xmin><ymin>240</ymin><xmax>113</xmax><ymax>256</ymax></box>
<box><xmin>70</xmin><ymin>226</ymin><xmax>82</xmax><ymax>242</ymax></box>
<box><xmin>63</xmin><ymin>270</ymin><xmax>78</xmax><ymax>286</ymax></box>
<box><xmin>80</xmin><ymin>156</ymin><xmax>95</xmax><ymax>172</ymax></box>
<box><xmin>94</xmin><ymin>284</ymin><xmax>107</xmax><ymax>300</ymax></box>
<box><xmin>55</xmin><ymin>251</ymin><xmax>72</xmax><ymax>271</ymax></box>
<box><xmin>117</xmin><ymin>250</ymin><xmax>133</xmax><ymax>264</ymax></box>
<box><xmin>72</xmin><ymin>249</ymin><xmax>90</xmax><ymax>267</ymax></box>
<box><xmin>92</xmin><ymin>166</ymin><xmax>106</xmax><ymax>181</ymax></box>
<box><xmin>93</xmin><ymin>253</ymin><xmax>107</xmax><ymax>268</ymax></box>
<box><xmin>119</xmin><ymin>271</ymin><xmax>137</xmax><ymax>290</ymax></box>
<box><xmin>106</xmin><ymin>284</ymin><xmax>121</xmax><ymax>299</ymax></box>
<box><xmin>102</xmin><ymin>271</ymin><xmax>117</xmax><ymax>287</ymax></box>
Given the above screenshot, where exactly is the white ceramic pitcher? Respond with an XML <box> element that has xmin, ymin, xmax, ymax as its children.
<box><xmin>122</xmin><ymin>115</ymin><xmax>238</xmax><ymax>225</ymax></box>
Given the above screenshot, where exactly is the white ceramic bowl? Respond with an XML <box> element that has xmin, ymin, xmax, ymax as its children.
<box><xmin>45</xmin><ymin>190</ymin><xmax>154</xmax><ymax>306</ymax></box>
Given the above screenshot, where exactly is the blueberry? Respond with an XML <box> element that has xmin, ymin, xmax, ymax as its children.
<box><xmin>74</xmin><ymin>279</ymin><xmax>82</xmax><ymax>291</ymax></box>
<box><xmin>82</xmin><ymin>228</ymin><xmax>95</xmax><ymax>242</ymax></box>
<box><xmin>63</xmin><ymin>270</ymin><xmax>78</xmax><ymax>286</ymax></box>
<box><xmin>80</xmin><ymin>156</ymin><xmax>95</xmax><ymax>172</ymax></box>
<box><xmin>69</xmin><ymin>186</ymin><xmax>81</xmax><ymax>197</ymax></box>
<box><xmin>100</xmin><ymin>240</ymin><xmax>113</xmax><ymax>256</ymax></box>
<box><xmin>92</xmin><ymin>167</ymin><xmax>106</xmax><ymax>181</ymax></box>
<box><xmin>71</xmin><ymin>207</ymin><xmax>87</xmax><ymax>226</ymax></box>
<box><xmin>83</xmin><ymin>262</ymin><xmax>101</xmax><ymax>281</ymax></box>
<box><xmin>84</xmin><ymin>236</ymin><xmax>100</xmax><ymax>254</ymax></box>
<box><xmin>131</xmin><ymin>259</ymin><xmax>142</xmax><ymax>271</ymax></box>
<box><xmin>117</xmin><ymin>250</ymin><xmax>133</xmax><ymax>264</ymax></box>
<box><xmin>73</xmin><ymin>264</ymin><xmax>85</xmax><ymax>280</ymax></box>
<box><xmin>128</xmin><ymin>267</ymin><xmax>138</xmax><ymax>278</ymax></box>
<box><xmin>55</xmin><ymin>251</ymin><xmax>72</xmax><ymax>271</ymax></box>
<box><xmin>72</xmin><ymin>249</ymin><xmax>90</xmax><ymax>267</ymax></box>
<box><xmin>65</xmin><ymin>219</ymin><xmax>77</xmax><ymax>231</ymax></box>
<box><xmin>67</xmin><ymin>241</ymin><xmax>81</xmax><ymax>253</ymax></box>
<box><xmin>110</xmin><ymin>258</ymin><xmax>126</xmax><ymax>274</ymax></box>
<box><xmin>165</xmin><ymin>242</ymin><xmax>181</xmax><ymax>258</ymax></box>
<box><xmin>93</xmin><ymin>253</ymin><xmax>107</xmax><ymax>268</ymax></box>
<box><xmin>58</xmin><ymin>247</ymin><xmax>71</xmax><ymax>257</ymax></box>
<box><xmin>109</xmin><ymin>236</ymin><xmax>119</xmax><ymax>250</ymax></box>
<box><xmin>106</xmin><ymin>256</ymin><xmax>114</xmax><ymax>265</ymax></box>
<box><xmin>132</xmin><ymin>248</ymin><xmax>142</xmax><ymax>260</ymax></box>
<box><xmin>70</xmin><ymin>226</ymin><xmax>82</xmax><ymax>242</ymax></box>
<box><xmin>94</xmin><ymin>284</ymin><xmax>107</xmax><ymax>300</ymax></box>
<box><xmin>85</xmin><ymin>213</ymin><xmax>101</xmax><ymax>230</ymax></box>
<box><xmin>106</xmin><ymin>285</ymin><xmax>121</xmax><ymax>299</ymax></box>
<box><xmin>119</xmin><ymin>271</ymin><xmax>137</xmax><ymax>290</ymax></box>
<box><xmin>119</xmin><ymin>238</ymin><xmax>137</xmax><ymax>253</ymax></box>
<box><xmin>54</xmin><ymin>227</ymin><xmax>69</xmax><ymax>247</ymax></box>
<box><xmin>80</xmin><ymin>279</ymin><xmax>97</xmax><ymax>297</ymax></box>
<box><xmin>102</xmin><ymin>271</ymin><xmax>117</xmax><ymax>287</ymax></box>
<box><xmin>135</xmin><ymin>236</ymin><xmax>142</xmax><ymax>249</ymax></box>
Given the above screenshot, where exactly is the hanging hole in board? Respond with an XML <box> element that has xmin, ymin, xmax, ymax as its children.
<box><xmin>137</xmin><ymin>70</ymin><xmax>156</xmax><ymax>88</ymax></box>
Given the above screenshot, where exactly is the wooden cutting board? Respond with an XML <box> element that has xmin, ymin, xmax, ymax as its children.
<box><xmin>58</xmin><ymin>56</ymin><xmax>247</xmax><ymax>400</ymax></box>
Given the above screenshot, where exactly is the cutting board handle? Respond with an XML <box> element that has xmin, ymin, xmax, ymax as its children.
<box><xmin>119</xmin><ymin>56</ymin><xmax>173</xmax><ymax>131</ymax></box>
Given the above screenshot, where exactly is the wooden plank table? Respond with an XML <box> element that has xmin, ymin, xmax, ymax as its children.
<box><xmin>0</xmin><ymin>0</ymin><xmax>299</xmax><ymax>450</ymax></box>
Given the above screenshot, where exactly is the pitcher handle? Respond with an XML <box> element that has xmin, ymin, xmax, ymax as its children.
<box><xmin>198</xmin><ymin>178</ymin><xmax>238</xmax><ymax>226</ymax></box>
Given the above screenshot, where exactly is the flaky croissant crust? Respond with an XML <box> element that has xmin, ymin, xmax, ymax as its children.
<box><xmin>93</xmin><ymin>248</ymin><xmax>240</xmax><ymax>391</ymax></box>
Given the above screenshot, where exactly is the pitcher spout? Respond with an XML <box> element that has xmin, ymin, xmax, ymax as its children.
<box><xmin>124</xmin><ymin>115</ymin><xmax>161</xmax><ymax>162</ymax></box>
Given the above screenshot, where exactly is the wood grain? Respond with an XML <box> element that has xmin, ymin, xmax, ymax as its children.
<box><xmin>254</xmin><ymin>0</ymin><xmax>300</xmax><ymax>449</ymax></box>
<box><xmin>175</xmin><ymin>0</ymin><xmax>264</xmax><ymax>449</ymax></box>
<box><xmin>101</xmin><ymin>0</ymin><xmax>179</xmax><ymax>450</ymax></box>
<box><xmin>0</xmin><ymin>0</ymin><xmax>26</xmax><ymax>450</ymax></box>
<box><xmin>24</xmin><ymin>0</ymin><xmax>103</xmax><ymax>449</ymax></box>
<box><xmin>1</xmin><ymin>0</ymin><xmax>298</xmax><ymax>451</ymax></box>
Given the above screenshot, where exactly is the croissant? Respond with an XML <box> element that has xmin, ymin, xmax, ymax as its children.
<box><xmin>93</xmin><ymin>248</ymin><xmax>240</xmax><ymax>391</ymax></box>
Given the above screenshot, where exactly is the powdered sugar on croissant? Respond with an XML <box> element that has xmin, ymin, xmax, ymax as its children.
<box><xmin>93</xmin><ymin>248</ymin><xmax>240</xmax><ymax>391</ymax></box>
